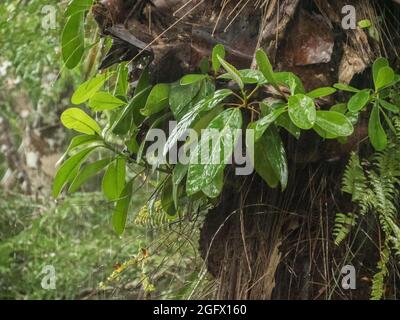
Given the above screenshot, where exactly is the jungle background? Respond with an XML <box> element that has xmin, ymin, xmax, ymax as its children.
<box><xmin>0</xmin><ymin>0</ymin><xmax>210</xmax><ymax>300</ymax></box>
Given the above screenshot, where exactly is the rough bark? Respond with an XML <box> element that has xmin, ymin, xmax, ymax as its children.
<box><xmin>99</xmin><ymin>0</ymin><xmax>400</xmax><ymax>299</ymax></box>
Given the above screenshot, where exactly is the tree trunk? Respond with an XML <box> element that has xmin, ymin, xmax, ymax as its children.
<box><xmin>102</xmin><ymin>0</ymin><xmax>400</xmax><ymax>299</ymax></box>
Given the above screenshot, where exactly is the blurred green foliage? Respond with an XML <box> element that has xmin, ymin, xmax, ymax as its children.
<box><xmin>0</xmin><ymin>190</ymin><xmax>209</xmax><ymax>299</ymax></box>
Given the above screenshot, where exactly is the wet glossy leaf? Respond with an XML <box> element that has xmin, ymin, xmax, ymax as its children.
<box><xmin>180</xmin><ymin>74</ymin><xmax>208</xmax><ymax>85</ymax></box>
<box><xmin>248</xmin><ymin>107</ymin><xmax>287</xmax><ymax>141</ymax></box>
<box><xmin>333</xmin><ymin>83</ymin><xmax>360</xmax><ymax>93</ymax></box>
<box><xmin>53</xmin><ymin>147</ymin><xmax>98</xmax><ymax>198</ymax></box>
<box><xmin>217</xmin><ymin>55</ymin><xmax>244</xmax><ymax>90</ymax></box>
<box><xmin>275</xmin><ymin>113</ymin><xmax>301</xmax><ymax>139</ymax></box>
<box><xmin>358</xmin><ymin>19</ymin><xmax>372</xmax><ymax>29</ymax></box>
<box><xmin>161</xmin><ymin>178</ymin><xmax>175</xmax><ymax>216</ymax></box>
<box><xmin>65</xmin><ymin>0</ymin><xmax>93</xmax><ymax>16</ymax></box>
<box><xmin>315</xmin><ymin>111</ymin><xmax>354</xmax><ymax>137</ymax></box>
<box><xmin>69</xmin><ymin>158</ymin><xmax>111</xmax><ymax>193</ymax></box>
<box><xmin>306</xmin><ymin>87</ymin><xmax>336</xmax><ymax>99</ymax></box>
<box><xmin>61</xmin><ymin>108</ymin><xmax>101</xmax><ymax>135</ymax></box>
<box><xmin>141</xmin><ymin>83</ymin><xmax>170</xmax><ymax>116</ymax></box>
<box><xmin>330</xmin><ymin>103</ymin><xmax>347</xmax><ymax>114</ymax></box>
<box><xmin>202</xmin><ymin>168</ymin><xmax>224</xmax><ymax>198</ymax></box>
<box><xmin>212</xmin><ymin>44</ymin><xmax>225</xmax><ymax>73</ymax></box>
<box><xmin>186</xmin><ymin>108</ymin><xmax>242</xmax><ymax>196</ymax></box>
<box><xmin>247</xmin><ymin>132</ymin><xmax>278</xmax><ymax>188</ymax></box>
<box><xmin>112</xmin><ymin>86</ymin><xmax>151</xmax><ymax>135</ymax></box>
<box><xmin>88</xmin><ymin>92</ymin><xmax>126</xmax><ymax>111</ymax></box>
<box><xmin>313</xmin><ymin>124</ymin><xmax>338</xmax><ymax>139</ymax></box>
<box><xmin>71</xmin><ymin>73</ymin><xmax>111</xmax><ymax>104</ymax></box>
<box><xmin>256</xmin><ymin>49</ymin><xmax>276</xmax><ymax>86</ymax></box>
<box><xmin>264</xmin><ymin>127</ymin><xmax>288</xmax><ymax>190</ymax></box>
<box><xmin>288</xmin><ymin>94</ymin><xmax>316</xmax><ymax>129</ymax></box>
<box><xmin>379</xmin><ymin>99</ymin><xmax>399</xmax><ymax>113</ymax></box>
<box><xmin>114</xmin><ymin>63</ymin><xmax>129</xmax><ymax>97</ymax></box>
<box><xmin>172</xmin><ymin>163</ymin><xmax>188</xmax><ymax>209</ymax></box>
<box><xmin>274</xmin><ymin>72</ymin><xmax>305</xmax><ymax>94</ymax></box>
<box><xmin>169</xmin><ymin>80</ymin><xmax>203</xmax><ymax>120</ymax></box>
<box><xmin>218</xmin><ymin>69</ymin><xmax>267</xmax><ymax>85</ymax></box>
<box><xmin>375</xmin><ymin>66</ymin><xmax>395</xmax><ymax>91</ymax></box>
<box><xmin>164</xmin><ymin>89</ymin><xmax>233</xmax><ymax>156</ymax></box>
<box><xmin>65</xmin><ymin>135</ymin><xmax>102</xmax><ymax>154</ymax></box>
<box><xmin>368</xmin><ymin>103</ymin><xmax>387</xmax><ymax>151</ymax></box>
<box><xmin>102</xmin><ymin>158</ymin><xmax>126</xmax><ymax>201</ymax></box>
<box><xmin>61</xmin><ymin>12</ymin><xmax>84</xmax><ymax>69</ymax></box>
<box><xmin>112</xmin><ymin>179</ymin><xmax>133</xmax><ymax>235</ymax></box>
<box><xmin>372</xmin><ymin>57</ymin><xmax>389</xmax><ymax>88</ymax></box>
<box><xmin>348</xmin><ymin>89</ymin><xmax>370</xmax><ymax>112</ymax></box>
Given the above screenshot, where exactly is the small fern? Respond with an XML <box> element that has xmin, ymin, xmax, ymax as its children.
<box><xmin>333</xmin><ymin>212</ymin><xmax>357</xmax><ymax>246</ymax></box>
<box><xmin>134</xmin><ymin>200</ymin><xmax>172</xmax><ymax>229</ymax></box>
<box><xmin>334</xmin><ymin>116</ymin><xmax>400</xmax><ymax>299</ymax></box>
<box><xmin>371</xmin><ymin>246</ymin><xmax>389</xmax><ymax>300</ymax></box>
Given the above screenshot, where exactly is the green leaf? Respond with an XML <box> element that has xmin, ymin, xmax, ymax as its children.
<box><xmin>135</xmin><ymin>66</ymin><xmax>150</xmax><ymax>96</ymax></box>
<box><xmin>191</xmin><ymin>106</ymin><xmax>224</xmax><ymax>135</ymax></box>
<box><xmin>288</xmin><ymin>94</ymin><xmax>316</xmax><ymax>129</ymax></box>
<box><xmin>88</xmin><ymin>92</ymin><xmax>126</xmax><ymax>111</ymax></box>
<box><xmin>379</xmin><ymin>99</ymin><xmax>399</xmax><ymax>113</ymax></box>
<box><xmin>315</xmin><ymin>111</ymin><xmax>354</xmax><ymax>137</ymax></box>
<box><xmin>112</xmin><ymin>179</ymin><xmax>134</xmax><ymax>235</ymax></box>
<box><xmin>275</xmin><ymin>113</ymin><xmax>301</xmax><ymax>139</ymax></box>
<box><xmin>57</xmin><ymin>134</ymin><xmax>103</xmax><ymax>166</ymax></box>
<box><xmin>102</xmin><ymin>158</ymin><xmax>126</xmax><ymax>201</ymax></box>
<box><xmin>65</xmin><ymin>135</ymin><xmax>102</xmax><ymax>154</ymax></box>
<box><xmin>313</xmin><ymin>124</ymin><xmax>338</xmax><ymax>139</ymax></box>
<box><xmin>247</xmin><ymin>131</ymin><xmax>279</xmax><ymax>188</ymax></box>
<box><xmin>256</xmin><ymin>49</ymin><xmax>276</xmax><ymax>86</ymax></box>
<box><xmin>61</xmin><ymin>12</ymin><xmax>84</xmax><ymax>69</ymax></box>
<box><xmin>263</xmin><ymin>127</ymin><xmax>289</xmax><ymax>190</ymax></box>
<box><xmin>169</xmin><ymin>80</ymin><xmax>203</xmax><ymax>120</ymax></box>
<box><xmin>172</xmin><ymin>163</ymin><xmax>188</xmax><ymax>209</ymax></box>
<box><xmin>52</xmin><ymin>147</ymin><xmax>97</xmax><ymax>197</ymax></box>
<box><xmin>114</xmin><ymin>63</ymin><xmax>129</xmax><ymax>97</ymax></box>
<box><xmin>65</xmin><ymin>0</ymin><xmax>93</xmax><ymax>16</ymax></box>
<box><xmin>358</xmin><ymin>19</ymin><xmax>372</xmax><ymax>29</ymax></box>
<box><xmin>333</xmin><ymin>83</ymin><xmax>360</xmax><ymax>93</ymax></box>
<box><xmin>71</xmin><ymin>73</ymin><xmax>111</xmax><ymax>105</ymax></box>
<box><xmin>186</xmin><ymin>108</ymin><xmax>242</xmax><ymax>195</ymax></box>
<box><xmin>199</xmin><ymin>57</ymin><xmax>210</xmax><ymax>74</ymax></box>
<box><xmin>218</xmin><ymin>69</ymin><xmax>267</xmax><ymax>85</ymax></box>
<box><xmin>164</xmin><ymin>89</ymin><xmax>233</xmax><ymax>156</ymax></box>
<box><xmin>61</xmin><ymin>108</ymin><xmax>101</xmax><ymax>135</ymax></box>
<box><xmin>217</xmin><ymin>55</ymin><xmax>244</xmax><ymax>90</ymax></box>
<box><xmin>180</xmin><ymin>74</ymin><xmax>208</xmax><ymax>85</ymax></box>
<box><xmin>330</xmin><ymin>103</ymin><xmax>347</xmax><ymax>114</ymax></box>
<box><xmin>306</xmin><ymin>87</ymin><xmax>336</xmax><ymax>99</ymax></box>
<box><xmin>112</xmin><ymin>86</ymin><xmax>151</xmax><ymax>135</ymax></box>
<box><xmin>372</xmin><ymin>57</ymin><xmax>389</xmax><ymax>88</ymax></box>
<box><xmin>368</xmin><ymin>103</ymin><xmax>387</xmax><ymax>151</ymax></box>
<box><xmin>202</xmin><ymin>168</ymin><xmax>224</xmax><ymax>198</ymax></box>
<box><xmin>141</xmin><ymin>83</ymin><xmax>170</xmax><ymax>116</ymax></box>
<box><xmin>69</xmin><ymin>158</ymin><xmax>111</xmax><ymax>193</ymax></box>
<box><xmin>136</xmin><ymin>113</ymin><xmax>171</xmax><ymax>163</ymax></box>
<box><xmin>212</xmin><ymin>44</ymin><xmax>225</xmax><ymax>74</ymax></box>
<box><xmin>375</xmin><ymin>66</ymin><xmax>395</xmax><ymax>91</ymax></box>
<box><xmin>348</xmin><ymin>89</ymin><xmax>371</xmax><ymax>112</ymax></box>
<box><xmin>274</xmin><ymin>72</ymin><xmax>305</xmax><ymax>94</ymax></box>
<box><xmin>161</xmin><ymin>178</ymin><xmax>175</xmax><ymax>216</ymax></box>
<box><xmin>248</xmin><ymin>107</ymin><xmax>287</xmax><ymax>141</ymax></box>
